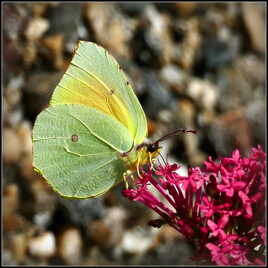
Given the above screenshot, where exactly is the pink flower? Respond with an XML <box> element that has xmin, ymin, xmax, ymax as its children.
<box><xmin>257</xmin><ymin>226</ymin><xmax>266</xmax><ymax>243</ymax></box>
<box><xmin>122</xmin><ymin>146</ymin><xmax>266</xmax><ymax>265</ymax></box>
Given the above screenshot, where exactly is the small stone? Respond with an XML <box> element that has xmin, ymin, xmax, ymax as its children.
<box><xmin>174</xmin><ymin>2</ymin><xmax>197</xmax><ymax>17</ymax></box>
<box><xmin>87</xmin><ymin>220</ymin><xmax>111</xmax><ymax>248</ymax></box>
<box><xmin>19</xmin><ymin>153</ymin><xmax>39</xmax><ymax>182</ymax></box>
<box><xmin>103</xmin><ymin>207</ymin><xmax>128</xmax><ymax>247</ymax></box>
<box><xmin>32</xmin><ymin>3</ymin><xmax>49</xmax><ymax>17</ymax></box>
<box><xmin>23</xmin><ymin>40</ymin><xmax>38</xmax><ymax>67</ymax></box>
<box><xmin>58</xmin><ymin>198</ymin><xmax>105</xmax><ymax>227</ymax></box>
<box><xmin>3</xmin><ymin>127</ymin><xmax>22</xmax><ymax>163</ymax></box>
<box><xmin>3</xmin><ymin>249</ymin><xmax>14</xmax><ymax>265</ymax></box>
<box><xmin>245</xmin><ymin>99</ymin><xmax>265</xmax><ymax>146</ymax></box>
<box><xmin>3</xmin><ymin>213</ymin><xmax>27</xmax><ymax>233</ymax></box>
<box><xmin>25</xmin><ymin>17</ymin><xmax>49</xmax><ymax>41</ymax></box>
<box><xmin>242</xmin><ymin>3</ymin><xmax>265</xmax><ymax>54</ymax></box>
<box><xmin>30</xmin><ymin>179</ymin><xmax>57</xmax><ymax>211</ymax></box>
<box><xmin>3</xmin><ymin>4</ymin><xmax>28</xmax><ymax>41</ymax></box>
<box><xmin>186</xmin><ymin>78</ymin><xmax>218</xmax><ymax>112</ymax></box>
<box><xmin>143</xmin><ymin>5</ymin><xmax>174</xmax><ymax>65</ymax></box>
<box><xmin>4</xmin><ymin>75</ymin><xmax>24</xmax><ymax>108</ymax></box>
<box><xmin>143</xmin><ymin>71</ymin><xmax>176</xmax><ymax>119</ymax></box>
<box><xmin>208</xmin><ymin>108</ymin><xmax>252</xmax><ymax>156</ymax></box>
<box><xmin>28</xmin><ymin>231</ymin><xmax>56</xmax><ymax>258</ymax></box>
<box><xmin>23</xmin><ymin>71</ymin><xmax>62</xmax><ymax>118</ymax></box>
<box><xmin>82</xmin><ymin>246</ymin><xmax>108</xmax><ymax>265</ymax></box>
<box><xmin>58</xmin><ymin>227</ymin><xmax>82</xmax><ymax>264</ymax></box>
<box><xmin>11</xmin><ymin>233</ymin><xmax>28</xmax><ymax>264</ymax></box>
<box><xmin>178</xmin><ymin>18</ymin><xmax>201</xmax><ymax>70</ymax></box>
<box><xmin>160</xmin><ymin>64</ymin><xmax>188</xmax><ymax>92</ymax></box>
<box><xmin>119</xmin><ymin>3</ymin><xmax>149</xmax><ymax>17</ymax></box>
<box><xmin>174</xmin><ymin>99</ymin><xmax>206</xmax><ymax>165</ymax></box>
<box><xmin>46</xmin><ymin>3</ymin><xmax>81</xmax><ymax>47</ymax></box>
<box><xmin>84</xmin><ymin>3</ymin><xmax>134</xmax><ymax>59</ymax></box>
<box><xmin>33</xmin><ymin>211</ymin><xmax>52</xmax><ymax>229</ymax></box>
<box><xmin>16</xmin><ymin>121</ymin><xmax>32</xmax><ymax>156</ymax></box>
<box><xmin>5</xmin><ymin>87</ymin><xmax>21</xmax><ymax>107</ymax></box>
<box><xmin>118</xmin><ymin>227</ymin><xmax>154</xmax><ymax>256</ymax></box>
<box><xmin>235</xmin><ymin>55</ymin><xmax>265</xmax><ymax>86</ymax></box>
<box><xmin>42</xmin><ymin>34</ymin><xmax>65</xmax><ymax>70</ymax></box>
<box><xmin>6</xmin><ymin>108</ymin><xmax>23</xmax><ymax>128</ymax></box>
<box><xmin>151</xmin><ymin>225</ymin><xmax>181</xmax><ymax>250</ymax></box>
<box><xmin>3</xmin><ymin>183</ymin><xmax>19</xmax><ymax>214</ymax></box>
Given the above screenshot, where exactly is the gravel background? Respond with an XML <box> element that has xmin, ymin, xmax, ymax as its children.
<box><xmin>3</xmin><ymin>2</ymin><xmax>266</xmax><ymax>265</ymax></box>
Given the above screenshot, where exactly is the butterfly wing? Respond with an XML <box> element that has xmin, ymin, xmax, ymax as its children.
<box><xmin>33</xmin><ymin>104</ymin><xmax>133</xmax><ymax>198</ymax></box>
<box><xmin>50</xmin><ymin>41</ymin><xmax>147</xmax><ymax>145</ymax></box>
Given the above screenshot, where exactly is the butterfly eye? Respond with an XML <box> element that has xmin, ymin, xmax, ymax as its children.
<box><xmin>126</xmin><ymin>81</ymin><xmax>130</xmax><ymax>86</ymax></box>
<box><xmin>71</xmin><ymin>134</ymin><xmax>79</xmax><ymax>142</ymax></box>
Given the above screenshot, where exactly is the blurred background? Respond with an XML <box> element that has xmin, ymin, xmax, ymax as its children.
<box><xmin>3</xmin><ymin>2</ymin><xmax>266</xmax><ymax>265</ymax></box>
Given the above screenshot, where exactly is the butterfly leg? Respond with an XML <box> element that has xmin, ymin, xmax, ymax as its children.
<box><xmin>136</xmin><ymin>152</ymin><xmax>142</xmax><ymax>178</ymax></box>
<box><xmin>123</xmin><ymin>172</ymin><xmax>129</xmax><ymax>189</ymax></box>
<box><xmin>149</xmin><ymin>152</ymin><xmax>158</xmax><ymax>171</ymax></box>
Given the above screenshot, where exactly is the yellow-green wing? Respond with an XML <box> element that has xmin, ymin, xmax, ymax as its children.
<box><xmin>33</xmin><ymin>104</ymin><xmax>133</xmax><ymax>198</ymax></box>
<box><xmin>50</xmin><ymin>41</ymin><xmax>147</xmax><ymax>145</ymax></box>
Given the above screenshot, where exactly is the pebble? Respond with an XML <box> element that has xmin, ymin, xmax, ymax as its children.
<box><xmin>46</xmin><ymin>3</ymin><xmax>81</xmax><ymax>47</ymax></box>
<box><xmin>143</xmin><ymin>5</ymin><xmax>174</xmax><ymax>65</ymax></box>
<box><xmin>103</xmin><ymin>207</ymin><xmax>128</xmax><ymax>247</ymax></box>
<box><xmin>178</xmin><ymin>17</ymin><xmax>201</xmax><ymax>70</ymax></box>
<box><xmin>32</xmin><ymin>3</ymin><xmax>48</xmax><ymax>17</ymax></box>
<box><xmin>245</xmin><ymin>99</ymin><xmax>265</xmax><ymax>148</ymax></box>
<box><xmin>143</xmin><ymin>71</ymin><xmax>176</xmax><ymax>119</ymax></box>
<box><xmin>58</xmin><ymin>198</ymin><xmax>105</xmax><ymax>227</ymax></box>
<box><xmin>3</xmin><ymin>213</ymin><xmax>28</xmax><ymax>233</ymax></box>
<box><xmin>174</xmin><ymin>2</ymin><xmax>197</xmax><ymax>17</ymax></box>
<box><xmin>42</xmin><ymin>34</ymin><xmax>65</xmax><ymax>70</ymax></box>
<box><xmin>11</xmin><ymin>233</ymin><xmax>28</xmax><ymax>264</ymax></box>
<box><xmin>84</xmin><ymin>3</ymin><xmax>133</xmax><ymax>58</ymax></box>
<box><xmin>58</xmin><ymin>227</ymin><xmax>82</xmax><ymax>264</ymax></box>
<box><xmin>5</xmin><ymin>78</ymin><xmax>23</xmax><ymax>108</ymax></box>
<box><xmin>242</xmin><ymin>3</ymin><xmax>265</xmax><ymax>54</ymax></box>
<box><xmin>208</xmin><ymin>108</ymin><xmax>252</xmax><ymax>156</ymax></box>
<box><xmin>3</xmin><ymin>183</ymin><xmax>19</xmax><ymax>214</ymax></box>
<box><xmin>186</xmin><ymin>78</ymin><xmax>218</xmax><ymax>112</ymax></box>
<box><xmin>16</xmin><ymin>121</ymin><xmax>32</xmax><ymax>156</ymax></box>
<box><xmin>160</xmin><ymin>64</ymin><xmax>188</xmax><ymax>92</ymax></box>
<box><xmin>25</xmin><ymin>17</ymin><xmax>49</xmax><ymax>41</ymax></box>
<box><xmin>28</xmin><ymin>231</ymin><xmax>56</xmax><ymax>258</ymax></box>
<box><xmin>23</xmin><ymin>72</ymin><xmax>61</xmax><ymax>118</ymax></box>
<box><xmin>3</xmin><ymin>249</ymin><xmax>15</xmax><ymax>265</ymax></box>
<box><xmin>150</xmin><ymin>225</ymin><xmax>181</xmax><ymax>249</ymax></box>
<box><xmin>3</xmin><ymin>127</ymin><xmax>22</xmax><ymax>163</ymax></box>
<box><xmin>87</xmin><ymin>220</ymin><xmax>111</xmax><ymax>248</ymax></box>
<box><xmin>19</xmin><ymin>153</ymin><xmax>38</xmax><ymax>182</ymax></box>
<box><xmin>119</xmin><ymin>2</ymin><xmax>149</xmax><ymax>17</ymax></box>
<box><xmin>33</xmin><ymin>211</ymin><xmax>53</xmax><ymax>229</ymax></box>
<box><xmin>117</xmin><ymin>227</ymin><xmax>156</xmax><ymax>256</ymax></box>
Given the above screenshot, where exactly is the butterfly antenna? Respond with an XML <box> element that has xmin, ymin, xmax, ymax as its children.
<box><xmin>154</xmin><ymin>129</ymin><xmax>197</xmax><ymax>145</ymax></box>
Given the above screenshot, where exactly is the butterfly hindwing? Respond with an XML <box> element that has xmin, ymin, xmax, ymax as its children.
<box><xmin>33</xmin><ymin>104</ymin><xmax>132</xmax><ymax>198</ymax></box>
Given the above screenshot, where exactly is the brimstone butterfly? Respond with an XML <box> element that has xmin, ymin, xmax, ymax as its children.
<box><xmin>32</xmin><ymin>41</ymin><xmax>160</xmax><ymax>199</ymax></box>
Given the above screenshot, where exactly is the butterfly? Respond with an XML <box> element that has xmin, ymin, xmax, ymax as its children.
<box><xmin>32</xmin><ymin>41</ymin><xmax>160</xmax><ymax>199</ymax></box>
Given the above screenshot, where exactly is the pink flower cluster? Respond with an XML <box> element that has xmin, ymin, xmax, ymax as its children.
<box><xmin>122</xmin><ymin>145</ymin><xmax>266</xmax><ymax>265</ymax></box>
